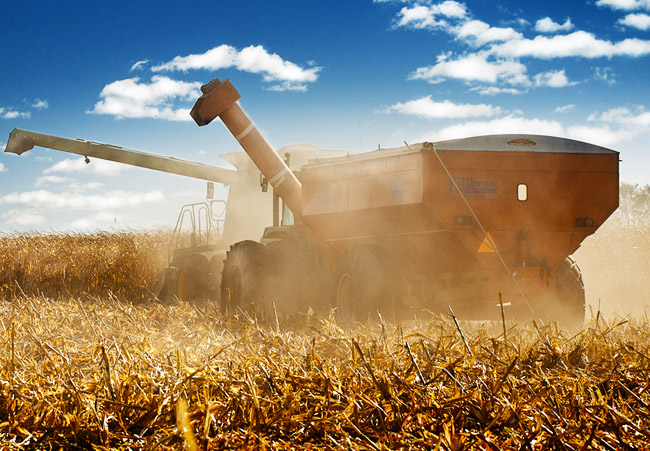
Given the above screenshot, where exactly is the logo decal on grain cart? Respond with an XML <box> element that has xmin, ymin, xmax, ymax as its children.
<box><xmin>477</xmin><ymin>233</ymin><xmax>497</xmax><ymax>253</ymax></box>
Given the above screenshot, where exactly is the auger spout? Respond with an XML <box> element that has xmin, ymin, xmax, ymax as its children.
<box><xmin>190</xmin><ymin>79</ymin><xmax>304</xmax><ymax>221</ymax></box>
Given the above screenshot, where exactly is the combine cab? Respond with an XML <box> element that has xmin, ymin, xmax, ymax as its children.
<box><xmin>192</xmin><ymin>79</ymin><xmax>619</xmax><ymax>328</ymax></box>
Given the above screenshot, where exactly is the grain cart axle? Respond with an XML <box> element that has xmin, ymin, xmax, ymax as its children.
<box><xmin>192</xmin><ymin>79</ymin><xmax>619</xmax><ymax>328</ymax></box>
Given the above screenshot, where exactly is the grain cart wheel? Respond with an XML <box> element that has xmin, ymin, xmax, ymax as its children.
<box><xmin>220</xmin><ymin>241</ymin><xmax>271</xmax><ymax>319</ymax></box>
<box><xmin>177</xmin><ymin>254</ymin><xmax>211</xmax><ymax>304</ymax></box>
<box><xmin>551</xmin><ymin>257</ymin><xmax>585</xmax><ymax>330</ymax></box>
<box><xmin>266</xmin><ymin>235</ymin><xmax>331</xmax><ymax>315</ymax></box>
<box><xmin>333</xmin><ymin>245</ymin><xmax>392</xmax><ymax>324</ymax></box>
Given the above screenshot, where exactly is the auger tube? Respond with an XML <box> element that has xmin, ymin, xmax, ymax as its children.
<box><xmin>190</xmin><ymin>79</ymin><xmax>304</xmax><ymax>220</ymax></box>
<box><xmin>5</xmin><ymin>128</ymin><xmax>239</xmax><ymax>186</ymax></box>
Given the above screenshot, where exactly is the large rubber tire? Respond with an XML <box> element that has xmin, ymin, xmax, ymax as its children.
<box><xmin>220</xmin><ymin>241</ymin><xmax>271</xmax><ymax>319</ymax></box>
<box><xmin>333</xmin><ymin>245</ymin><xmax>392</xmax><ymax>324</ymax></box>
<box><xmin>551</xmin><ymin>257</ymin><xmax>585</xmax><ymax>330</ymax></box>
<box><xmin>266</xmin><ymin>235</ymin><xmax>331</xmax><ymax>315</ymax></box>
<box><xmin>177</xmin><ymin>254</ymin><xmax>211</xmax><ymax>304</ymax></box>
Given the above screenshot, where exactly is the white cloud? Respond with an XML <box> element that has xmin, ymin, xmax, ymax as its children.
<box><xmin>0</xmin><ymin>162</ymin><xmax>6</xmax><ymax>172</ymax></box>
<box><xmin>384</xmin><ymin>96</ymin><xmax>502</xmax><ymax>119</ymax></box>
<box><xmin>535</xmin><ymin>17</ymin><xmax>574</xmax><ymax>33</ymax></box>
<box><xmin>554</xmin><ymin>104</ymin><xmax>576</xmax><ymax>113</ymax></box>
<box><xmin>470</xmin><ymin>86</ymin><xmax>525</xmax><ymax>95</ymax></box>
<box><xmin>34</xmin><ymin>175</ymin><xmax>72</xmax><ymax>186</ymax></box>
<box><xmin>0</xmin><ymin>142</ymin><xmax>5</xmax><ymax>151</ymax></box>
<box><xmin>590</xmin><ymin>106</ymin><xmax>650</xmax><ymax>127</ymax></box>
<box><xmin>409</xmin><ymin>53</ymin><xmax>529</xmax><ymax>85</ymax></box>
<box><xmin>88</xmin><ymin>75</ymin><xmax>201</xmax><ymax>121</ymax></box>
<box><xmin>619</xmin><ymin>13</ymin><xmax>650</xmax><ymax>29</ymax></box>
<box><xmin>1</xmin><ymin>107</ymin><xmax>30</xmax><ymax>119</ymax></box>
<box><xmin>596</xmin><ymin>0</ymin><xmax>650</xmax><ymax>11</ymax></box>
<box><xmin>34</xmin><ymin>175</ymin><xmax>104</xmax><ymax>192</ymax></box>
<box><xmin>152</xmin><ymin>44</ymin><xmax>320</xmax><ymax>91</ymax></box>
<box><xmin>1</xmin><ymin>209</ymin><xmax>47</xmax><ymax>227</ymax></box>
<box><xmin>453</xmin><ymin>20</ymin><xmax>522</xmax><ymax>46</ymax></box>
<box><xmin>43</xmin><ymin>157</ymin><xmax>131</xmax><ymax>176</ymax></box>
<box><xmin>489</xmin><ymin>31</ymin><xmax>650</xmax><ymax>59</ymax></box>
<box><xmin>593</xmin><ymin>66</ymin><xmax>617</xmax><ymax>85</ymax></box>
<box><xmin>31</xmin><ymin>99</ymin><xmax>49</xmax><ymax>110</ymax></box>
<box><xmin>396</xmin><ymin>1</ymin><xmax>467</xmax><ymax>29</ymax></box>
<box><xmin>130</xmin><ymin>59</ymin><xmax>149</xmax><ymax>71</ymax></box>
<box><xmin>63</xmin><ymin>211</ymin><xmax>121</xmax><ymax>230</ymax></box>
<box><xmin>533</xmin><ymin>69</ymin><xmax>578</xmax><ymax>87</ymax></box>
<box><xmin>418</xmin><ymin>115</ymin><xmax>566</xmax><ymax>142</ymax></box>
<box><xmin>0</xmin><ymin>189</ymin><xmax>164</xmax><ymax>211</ymax></box>
<box><xmin>414</xmin><ymin>103</ymin><xmax>650</xmax><ymax>149</ymax></box>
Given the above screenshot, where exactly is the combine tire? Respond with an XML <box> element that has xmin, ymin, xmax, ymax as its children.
<box><xmin>333</xmin><ymin>245</ymin><xmax>392</xmax><ymax>324</ymax></box>
<box><xmin>551</xmin><ymin>257</ymin><xmax>585</xmax><ymax>330</ymax></box>
<box><xmin>220</xmin><ymin>241</ymin><xmax>271</xmax><ymax>319</ymax></box>
<box><xmin>266</xmin><ymin>235</ymin><xmax>331</xmax><ymax>315</ymax></box>
<box><xmin>177</xmin><ymin>254</ymin><xmax>211</xmax><ymax>304</ymax></box>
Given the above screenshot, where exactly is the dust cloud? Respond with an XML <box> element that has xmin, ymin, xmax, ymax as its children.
<box><xmin>573</xmin><ymin>183</ymin><xmax>650</xmax><ymax>318</ymax></box>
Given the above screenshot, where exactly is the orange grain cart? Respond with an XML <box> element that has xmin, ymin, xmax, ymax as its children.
<box><xmin>193</xmin><ymin>80</ymin><xmax>618</xmax><ymax>327</ymax></box>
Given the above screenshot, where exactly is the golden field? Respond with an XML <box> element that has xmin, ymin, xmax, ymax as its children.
<box><xmin>0</xmin><ymin>229</ymin><xmax>648</xmax><ymax>449</ymax></box>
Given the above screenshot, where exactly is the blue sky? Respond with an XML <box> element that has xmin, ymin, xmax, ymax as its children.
<box><xmin>1</xmin><ymin>0</ymin><xmax>649</xmax><ymax>232</ymax></box>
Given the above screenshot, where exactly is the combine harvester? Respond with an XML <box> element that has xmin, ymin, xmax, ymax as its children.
<box><xmin>6</xmin><ymin>79</ymin><xmax>619</xmax><ymax>327</ymax></box>
<box><xmin>5</xmin><ymin>127</ymin><xmax>344</xmax><ymax>303</ymax></box>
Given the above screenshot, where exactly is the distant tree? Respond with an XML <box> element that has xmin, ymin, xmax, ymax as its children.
<box><xmin>611</xmin><ymin>182</ymin><xmax>650</xmax><ymax>227</ymax></box>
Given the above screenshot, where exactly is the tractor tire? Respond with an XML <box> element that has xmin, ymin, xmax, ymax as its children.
<box><xmin>220</xmin><ymin>241</ymin><xmax>271</xmax><ymax>319</ymax></box>
<box><xmin>333</xmin><ymin>245</ymin><xmax>392</xmax><ymax>324</ymax></box>
<box><xmin>266</xmin><ymin>235</ymin><xmax>331</xmax><ymax>315</ymax></box>
<box><xmin>177</xmin><ymin>254</ymin><xmax>211</xmax><ymax>304</ymax></box>
<box><xmin>208</xmin><ymin>254</ymin><xmax>225</xmax><ymax>300</ymax></box>
<box><xmin>551</xmin><ymin>257</ymin><xmax>585</xmax><ymax>330</ymax></box>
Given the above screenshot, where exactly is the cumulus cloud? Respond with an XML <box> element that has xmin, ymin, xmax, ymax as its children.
<box><xmin>388</xmin><ymin>2</ymin><xmax>650</xmax><ymax>92</ymax></box>
<box><xmin>554</xmin><ymin>104</ymin><xmax>576</xmax><ymax>113</ymax></box>
<box><xmin>0</xmin><ymin>162</ymin><xmax>6</xmax><ymax>172</ymax></box>
<box><xmin>1</xmin><ymin>209</ymin><xmax>47</xmax><ymax>227</ymax></box>
<box><xmin>384</xmin><ymin>96</ymin><xmax>502</xmax><ymax>119</ymax></box>
<box><xmin>0</xmin><ymin>107</ymin><xmax>30</xmax><ymax>119</ymax></box>
<box><xmin>590</xmin><ymin>105</ymin><xmax>650</xmax><ymax>127</ymax></box>
<box><xmin>152</xmin><ymin>45</ymin><xmax>320</xmax><ymax>91</ymax></box>
<box><xmin>596</xmin><ymin>0</ymin><xmax>650</xmax><ymax>11</ymax></box>
<box><xmin>535</xmin><ymin>17</ymin><xmax>574</xmax><ymax>33</ymax></box>
<box><xmin>414</xmin><ymin>104</ymin><xmax>650</xmax><ymax>148</ymax></box>
<box><xmin>88</xmin><ymin>75</ymin><xmax>201</xmax><ymax>121</ymax></box>
<box><xmin>31</xmin><ymin>99</ymin><xmax>49</xmax><ymax>110</ymax></box>
<box><xmin>409</xmin><ymin>53</ymin><xmax>529</xmax><ymax>85</ymax></box>
<box><xmin>619</xmin><ymin>13</ymin><xmax>650</xmax><ymax>29</ymax></box>
<box><xmin>63</xmin><ymin>211</ymin><xmax>121</xmax><ymax>230</ymax></box>
<box><xmin>533</xmin><ymin>69</ymin><xmax>578</xmax><ymax>88</ymax></box>
<box><xmin>0</xmin><ymin>189</ymin><xmax>164</xmax><ymax>211</ymax></box>
<box><xmin>396</xmin><ymin>1</ymin><xmax>467</xmax><ymax>29</ymax></box>
<box><xmin>489</xmin><ymin>31</ymin><xmax>650</xmax><ymax>59</ymax></box>
<box><xmin>34</xmin><ymin>175</ymin><xmax>104</xmax><ymax>192</ymax></box>
<box><xmin>43</xmin><ymin>157</ymin><xmax>132</xmax><ymax>176</ymax></box>
<box><xmin>418</xmin><ymin>115</ymin><xmax>566</xmax><ymax>142</ymax></box>
<box><xmin>453</xmin><ymin>20</ymin><xmax>522</xmax><ymax>46</ymax></box>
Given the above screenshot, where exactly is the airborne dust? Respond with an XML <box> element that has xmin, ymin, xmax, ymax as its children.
<box><xmin>573</xmin><ymin>182</ymin><xmax>650</xmax><ymax>317</ymax></box>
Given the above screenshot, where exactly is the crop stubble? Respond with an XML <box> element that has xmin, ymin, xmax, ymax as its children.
<box><xmin>0</xmin><ymin>232</ymin><xmax>648</xmax><ymax>449</ymax></box>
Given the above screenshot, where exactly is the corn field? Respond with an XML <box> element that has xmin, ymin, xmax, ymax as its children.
<box><xmin>0</xmin><ymin>230</ymin><xmax>648</xmax><ymax>449</ymax></box>
<box><xmin>0</xmin><ymin>231</ymin><xmax>169</xmax><ymax>303</ymax></box>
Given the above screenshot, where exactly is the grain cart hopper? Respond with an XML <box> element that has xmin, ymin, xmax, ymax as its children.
<box><xmin>4</xmin><ymin>128</ymin><xmax>343</xmax><ymax>302</ymax></box>
<box><xmin>191</xmin><ymin>79</ymin><xmax>619</xmax><ymax>328</ymax></box>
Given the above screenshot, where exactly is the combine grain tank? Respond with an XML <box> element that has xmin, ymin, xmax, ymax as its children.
<box><xmin>192</xmin><ymin>79</ymin><xmax>619</xmax><ymax>328</ymax></box>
